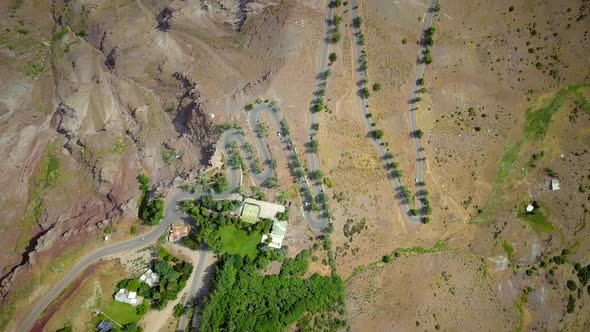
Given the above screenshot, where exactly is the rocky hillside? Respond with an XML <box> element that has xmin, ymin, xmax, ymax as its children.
<box><xmin>0</xmin><ymin>0</ymin><xmax>317</xmax><ymax>315</ymax></box>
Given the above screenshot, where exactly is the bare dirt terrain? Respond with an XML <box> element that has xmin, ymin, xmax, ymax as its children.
<box><xmin>0</xmin><ymin>0</ymin><xmax>329</xmax><ymax>329</ymax></box>
<box><xmin>1</xmin><ymin>0</ymin><xmax>589</xmax><ymax>330</ymax></box>
<box><xmin>339</xmin><ymin>0</ymin><xmax>590</xmax><ymax>330</ymax></box>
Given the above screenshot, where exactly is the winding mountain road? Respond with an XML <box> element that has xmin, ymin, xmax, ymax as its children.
<box><xmin>347</xmin><ymin>0</ymin><xmax>437</xmax><ymax>222</ymax></box>
<box><xmin>19</xmin><ymin>2</ymin><xmax>339</xmax><ymax>330</ymax></box>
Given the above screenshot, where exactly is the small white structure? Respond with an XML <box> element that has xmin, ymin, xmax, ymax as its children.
<box><xmin>261</xmin><ymin>220</ymin><xmax>288</xmax><ymax>249</ymax></box>
<box><xmin>104</xmin><ymin>236</ymin><xmax>109</xmax><ymax>241</ymax></box>
<box><xmin>551</xmin><ymin>178</ymin><xmax>560</xmax><ymax>191</ymax></box>
<box><xmin>139</xmin><ymin>269</ymin><xmax>160</xmax><ymax>287</ymax></box>
<box><xmin>526</xmin><ymin>204</ymin><xmax>534</xmax><ymax>213</ymax></box>
<box><xmin>114</xmin><ymin>288</ymin><xmax>143</xmax><ymax>306</ymax></box>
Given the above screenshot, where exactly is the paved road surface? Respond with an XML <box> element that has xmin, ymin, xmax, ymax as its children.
<box><xmin>407</xmin><ymin>0</ymin><xmax>437</xmax><ymax>191</ymax></box>
<box><xmin>177</xmin><ymin>247</ymin><xmax>215</xmax><ymax>332</ymax></box>
<box><xmin>347</xmin><ymin>0</ymin><xmax>437</xmax><ymax>222</ymax></box>
<box><xmin>304</xmin><ymin>0</ymin><xmax>334</xmax><ymax>228</ymax></box>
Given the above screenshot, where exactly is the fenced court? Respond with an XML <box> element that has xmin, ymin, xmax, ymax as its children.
<box><xmin>240</xmin><ymin>203</ymin><xmax>260</xmax><ymax>224</ymax></box>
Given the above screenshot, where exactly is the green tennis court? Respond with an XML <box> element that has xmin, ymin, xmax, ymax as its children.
<box><xmin>240</xmin><ymin>203</ymin><xmax>260</xmax><ymax>224</ymax></box>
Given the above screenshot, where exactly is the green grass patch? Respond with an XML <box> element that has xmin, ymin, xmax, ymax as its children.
<box><xmin>502</xmin><ymin>240</ymin><xmax>514</xmax><ymax>261</ymax></box>
<box><xmin>162</xmin><ymin>148</ymin><xmax>177</xmax><ymax>165</ymax></box>
<box><xmin>395</xmin><ymin>240</ymin><xmax>449</xmax><ymax>255</ymax></box>
<box><xmin>52</xmin><ymin>27</ymin><xmax>69</xmax><ymax>44</ymax></box>
<box><xmin>111</xmin><ymin>137</ymin><xmax>127</xmax><ymax>154</ymax></box>
<box><xmin>346</xmin><ymin>240</ymin><xmax>451</xmax><ymax>284</ymax></box>
<box><xmin>218</xmin><ymin>225</ymin><xmax>260</xmax><ymax>259</ymax></box>
<box><xmin>101</xmin><ymin>299</ymin><xmax>141</xmax><ymax>326</ymax></box>
<box><xmin>474</xmin><ymin>83</ymin><xmax>589</xmax><ymax>224</ymax></box>
<box><xmin>496</xmin><ymin>141</ymin><xmax>524</xmax><ymax>185</ymax></box>
<box><xmin>524</xmin><ymin>83</ymin><xmax>590</xmax><ymax>141</ymax></box>
<box><xmin>17</xmin><ymin>148</ymin><xmax>60</xmax><ymax>250</ymax></box>
<box><xmin>518</xmin><ymin>208</ymin><xmax>555</xmax><ymax>233</ymax></box>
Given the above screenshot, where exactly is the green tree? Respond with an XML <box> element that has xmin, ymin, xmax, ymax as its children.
<box><xmin>162</xmin><ymin>149</ymin><xmax>177</xmax><ymax>166</ymax></box>
<box><xmin>567</xmin><ymin>294</ymin><xmax>576</xmax><ymax>313</ymax></box>
<box><xmin>414</xmin><ymin>129</ymin><xmax>424</xmax><ymax>138</ymax></box>
<box><xmin>136</xmin><ymin>301</ymin><xmax>150</xmax><ymax>316</ymax></box>
<box><xmin>360</xmin><ymin>87</ymin><xmax>371</xmax><ymax>98</ymax></box>
<box><xmin>315</xmin><ymin>98</ymin><xmax>324</xmax><ymax>112</ymax></box>
<box><xmin>257</xmin><ymin>121</ymin><xmax>269</xmax><ymax>137</ymax></box>
<box><xmin>122</xmin><ymin>322</ymin><xmax>141</xmax><ymax>332</ymax></box>
<box><xmin>424</xmin><ymin>49</ymin><xmax>433</xmax><ymax>64</ymax></box>
<box><xmin>312</xmin><ymin>170</ymin><xmax>324</xmax><ymax>181</ymax></box>
<box><xmin>567</xmin><ymin>280</ymin><xmax>577</xmax><ymax>291</ymax></box>
<box><xmin>329</xmin><ymin>52</ymin><xmax>337</xmax><ymax>63</ymax></box>
<box><xmin>333</xmin><ymin>0</ymin><xmax>342</xmax><ymax>7</ymax></box>
<box><xmin>138</xmin><ymin>174</ymin><xmax>150</xmax><ymax>186</ymax></box>
<box><xmin>138</xmin><ymin>174</ymin><xmax>150</xmax><ymax>191</ymax></box>
<box><xmin>372</xmin><ymin>83</ymin><xmax>381</xmax><ymax>91</ymax></box>
<box><xmin>332</xmin><ymin>15</ymin><xmax>342</xmax><ymax>26</ymax></box>
<box><xmin>212</xmin><ymin>173</ymin><xmax>229</xmax><ymax>193</ymax></box>
<box><xmin>372</xmin><ymin>130</ymin><xmax>384</xmax><ymax>139</ymax></box>
<box><xmin>353</xmin><ymin>16</ymin><xmax>363</xmax><ymax>28</ymax></box>
<box><xmin>309</xmin><ymin>140</ymin><xmax>319</xmax><ymax>153</ymax></box>
<box><xmin>330</xmin><ymin>31</ymin><xmax>341</xmax><ymax>43</ymax></box>
<box><xmin>245</xmin><ymin>103</ymin><xmax>253</xmax><ymax>111</ymax></box>
<box><xmin>130</xmin><ymin>226</ymin><xmax>138</xmax><ymax>235</ymax></box>
<box><xmin>382</xmin><ymin>255</ymin><xmax>392</xmax><ymax>263</ymax></box>
<box><xmin>173</xmin><ymin>303</ymin><xmax>184</xmax><ymax>318</ymax></box>
<box><xmin>142</xmin><ymin>198</ymin><xmax>165</xmax><ymax>225</ymax></box>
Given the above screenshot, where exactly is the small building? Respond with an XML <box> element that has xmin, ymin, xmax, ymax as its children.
<box><xmin>168</xmin><ymin>222</ymin><xmax>189</xmax><ymax>242</ymax></box>
<box><xmin>551</xmin><ymin>178</ymin><xmax>560</xmax><ymax>191</ymax></box>
<box><xmin>114</xmin><ymin>288</ymin><xmax>143</xmax><ymax>306</ymax></box>
<box><xmin>261</xmin><ymin>220</ymin><xmax>288</xmax><ymax>249</ymax></box>
<box><xmin>526</xmin><ymin>204</ymin><xmax>534</xmax><ymax>213</ymax></box>
<box><xmin>96</xmin><ymin>320</ymin><xmax>114</xmax><ymax>332</ymax></box>
<box><xmin>139</xmin><ymin>268</ymin><xmax>160</xmax><ymax>287</ymax></box>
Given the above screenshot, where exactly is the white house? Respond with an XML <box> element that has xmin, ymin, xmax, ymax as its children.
<box><xmin>551</xmin><ymin>178</ymin><xmax>560</xmax><ymax>191</ymax></box>
<box><xmin>261</xmin><ymin>220</ymin><xmax>288</xmax><ymax>249</ymax></box>
<box><xmin>139</xmin><ymin>269</ymin><xmax>160</xmax><ymax>287</ymax></box>
<box><xmin>114</xmin><ymin>288</ymin><xmax>143</xmax><ymax>306</ymax></box>
<box><xmin>526</xmin><ymin>204</ymin><xmax>534</xmax><ymax>213</ymax></box>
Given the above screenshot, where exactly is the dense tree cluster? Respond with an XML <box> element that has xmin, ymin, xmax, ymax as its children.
<box><xmin>137</xmin><ymin>174</ymin><xmax>164</xmax><ymax>225</ymax></box>
<box><xmin>179</xmin><ymin>198</ymin><xmax>344</xmax><ymax>332</ymax></box>
<box><xmin>211</xmin><ymin>172</ymin><xmax>228</xmax><ymax>193</ymax></box>
<box><xmin>200</xmin><ymin>255</ymin><xmax>344</xmax><ymax>332</ymax></box>
<box><xmin>180</xmin><ymin>198</ymin><xmax>272</xmax><ymax>254</ymax></box>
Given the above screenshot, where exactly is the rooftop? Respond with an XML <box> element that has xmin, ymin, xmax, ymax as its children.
<box><xmin>139</xmin><ymin>268</ymin><xmax>160</xmax><ymax>287</ymax></box>
<box><xmin>114</xmin><ymin>288</ymin><xmax>143</xmax><ymax>306</ymax></box>
<box><xmin>169</xmin><ymin>222</ymin><xmax>190</xmax><ymax>241</ymax></box>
